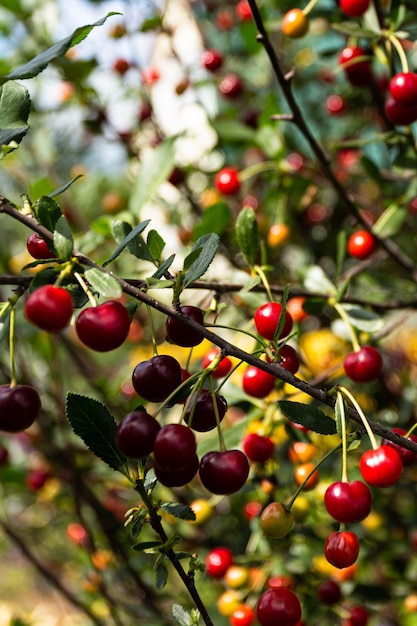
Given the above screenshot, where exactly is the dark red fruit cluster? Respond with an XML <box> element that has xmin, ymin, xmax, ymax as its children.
<box><xmin>386</xmin><ymin>72</ymin><xmax>417</xmax><ymax>125</ymax></box>
<box><xmin>132</xmin><ymin>355</ymin><xmax>182</xmax><ymax>403</ymax></box>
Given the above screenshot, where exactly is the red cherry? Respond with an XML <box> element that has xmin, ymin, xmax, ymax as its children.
<box><xmin>202</xmin><ymin>348</ymin><xmax>233</xmax><ymax>378</ymax></box>
<box><xmin>324</xmin><ymin>530</ymin><xmax>360</xmax><ymax>569</ymax></box>
<box><xmin>317</xmin><ymin>579</ymin><xmax>342</xmax><ymax>605</ymax></box>
<box><xmin>25</xmin><ymin>468</ymin><xmax>49</xmax><ymax>491</ymax></box>
<box><xmin>277</xmin><ymin>344</ymin><xmax>300</xmax><ymax>374</ymax></box>
<box><xmin>214</xmin><ymin>167</ymin><xmax>241</xmax><ymax>195</ymax></box>
<box><xmin>153</xmin><ymin>423</ymin><xmax>197</xmax><ymax>473</ymax></box>
<box><xmin>343</xmin><ymin>345</ymin><xmax>383</xmax><ymax>382</ymax></box>
<box><xmin>254</xmin><ymin>302</ymin><xmax>293</xmax><ymax>340</ymax></box>
<box><xmin>242</xmin><ymin>432</ymin><xmax>274</xmax><ymax>463</ymax></box>
<box><xmin>326</xmin><ymin>94</ymin><xmax>346</xmax><ymax>115</ymax></box>
<box><xmin>26</xmin><ymin>233</ymin><xmax>56</xmax><ymax>260</ymax></box>
<box><xmin>201</xmin><ymin>49</ymin><xmax>223</xmax><ymax>71</ymax></box>
<box><xmin>75</xmin><ymin>300</ymin><xmax>130</xmax><ymax>352</ymax></box>
<box><xmin>359</xmin><ymin>445</ymin><xmax>403</xmax><ymax>488</ymax></box>
<box><xmin>154</xmin><ymin>453</ymin><xmax>199</xmax><ymax>487</ymax></box>
<box><xmin>230</xmin><ymin>604</ymin><xmax>256</xmax><ymax>626</ymax></box>
<box><xmin>219</xmin><ymin>74</ymin><xmax>242</xmax><ymax>99</ymax></box>
<box><xmin>184</xmin><ymin>389</ymin><xmax>227</xmax><ymax>432</ymax></box>
<box><xmin>324</xmin><ymin>480</ymin><xmax>372</xmax><ymax>523</ymax></box>
<box><xmin>340</xmin><ymin>0</ymin><xmax>370</xmax><ymax>18</ymax></box>
<box><xmin>347</xmin><ymin>605</ymin><xmax>369</xmax><ymax>626</ymax></box>
<box><xmin>347</xmin><ymin>230</ymin><xmax>376</xmax><ymax>259</ymax></box>
<box><xmin>24</xmin><ymin>285</ymin><xmax>74</xmax><ymax>332</ymax></box>
<box><xmin>205</xmin><ymin>546</ymin><xmax>233</xmax><ymax>578</ymax></box>
<box><xmin>381</xmin><ymin>427</ymin><xmax>417</xmax><ymax>466</ymax></box>
<box><xmin>132</xmin><ymin>354</ymin><xmax>182</xmax><ymax>403</ymax></box>
<box><xmin>115</xmin><ymin>410</ymin><xmax>160</xmax><ymax>459</ymax></box>
<box><xmin>256</xmin><ymin>588</ymin><xmax>302</xmax><ymax>626</ymax></box>
<box><xmin>389</xmin><ymin>72</ymin><xmax>417</xmax><ymax>105</ymax></box>
<box><xmin>236</xmin><ymin>0</ymin><xmax>252</xmax><ymax>21</ymax></box>
<box><xmin>165</xmin><ymin>306</ymin><xmax>205</xmax><ymax>347</ymax></box>
<box><xmin>0</xmin><ymin>384</ymin><xmax>41</xmax><ymax>432</ymax></box>
<box><xmin>385</xmin><ymin>97</ymin><xmax>417</xmax><ymax>125</ymax></box>
<box><xmin>112</xmin><ymin>58</ymin><xmax>130</xmax><ymax>75</ymax></box>
<box><xmin>242</xmin><ymin>366</ymin><xmax>276</xmax><ymax>398</ymax></box>
<box><xmin>199</xmin><ymin>449</ymin><xmax>249</xmax><ymax>495</ymax></box>
<box><xmin>339</xmin><ymin>46</ymin><xmax>372</xmax><ymax>87</ymax></box>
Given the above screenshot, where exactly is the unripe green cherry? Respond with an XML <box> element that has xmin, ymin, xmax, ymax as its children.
<box><xmin>260</xmin><ymin>501</ymin><xmax>294</xmax><ymax>539</ymax></box>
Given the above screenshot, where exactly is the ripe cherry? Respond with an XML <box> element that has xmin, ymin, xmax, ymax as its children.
<box><xmin>0</xmin><ymin>384</ymin><xmax>41</xmax><ymax>432</ymax></box>
<box><xmin>26</xmin><ymin>468</ymin><xmax>49</xmax><ymax>491</ymax></box>
<box><xmin>242</xmin><ymin>366</ymin><xmax>276</xmax><ymax>398</ymax></box>
<box><xmin>317</xmin><ymin>579</ymin><xmax>342</xmax><ymax>605</ymax></box>
<box><xmin>205</xmin><ymin>546</ymin><xmax>233</xmax><ymax>578</ymax></box>
<box><xmin>385</xmin><ymin>98</ymin><xmax>417</xmax><ymax>125</ymax></box>
<box><xmin>24</xmin><ymin>285</ymin><xmax>74</xmax><ymax>332</ymax></box>
<box><xmin>152</xmin><ymin>423</ymin><xmax>196</xmax><ymax>473</ymax></box>
<box><xmin>254</xmin><ymin>302</ymin><xmax>293</xmax><ymax>341</ymax></box>
<box><xmin>26</xmin><ymin>233</ymin><xmax>56</xmax><ymax>260</ymax></box>
<box><xmin>277</xmin><ymin>344</ymin><xmax>300</xmax><ymax>374</ymax></box>
<box><xmin>75</xmin><ymin>300</ymin><xmax>131</xmax><ymax>352</ymax></box>
<box><xmin>214</xmin><ymin>167</ymin><xmax>241</xmax><ymax>195</ymax></box>
<box><xmin>339</xmin><ymin>46</ymin><xmax>372</xmax><ymax>87</ymax></box>
<box><xmin>165</xmin><ymin>306</ymin><xmax>205</xmax><ymax>347</ymax></box>
<box><xmin>115</xmin><ymin>410</ymin><xmax>160</xmax><ymax>459</ymax></box>
<box><xmin>132</xmin><ymin>354</ymin><xmax>182</xmax><ymax>403</ymax></box>
<box><xmin>184</xmin><ymin>389</ymin><xmax>227</xmax><ymax>432</ymax></box>
<box><xmin>381</xmin><ymin>427</ymin><xmax>417</xmax><ymax>467</ymax></box>
<box><xmin>340</xmin><ymin>0</ymin><xmax>370</xmax><ymax>18</ymax></box>
<box><xmin>389</xmin><ymin>72</ymin><xmax>417</xmax><ymax>105</ymax></box>
<box><xmin>219</xmin><ymin>74</ymin><xmax>242</xmax><ymax>99</ymax></box>
<box><xmin>199</xmin><ymin>449</ymin><xmax>249</xmax><ymax>495</ymax></box>
<box><xmin>260</xmin><ymin>501</ymin><xmax>294</xmax><ymax>539</ymax></box>
<box><xmin>324</xmin><ymin>530</ymin><xmax>360</xmax><ymax>569</ymax></box>
<box><xmin>201</xmin><ymin>49</ymin><xmax>223</xmax><ymax>72</ymax></box>
<box><xmin>256</xmin><ymin>587</ymin><xmax>302</xmax><ymax>626</ymax></box>
<box><xmin>230</xmin><ymin>604</ymin><xmax>255</xmax><ymax>626</ymax></box>
<box><xmin>236</xmin><ymin>0</ymin><xmax>252</xmax><ymax>21</ymax></box>
<box><xmin>281</xmin><ymin>9</ymin><xmax>309</xmax><ymax>39</ymax></box>
<box><xmin>242</xmin><ymin>432</ymin><xmax>274</xmax><ymax>463</ymax></box>
<box><xmin>359</xmin><ymin>444</ymin><xmax>403</xmax><ymax>488</ymax></box>
<box><xmin>347</xmin><ymin>230</ymin><xmax>376</xmax><ymax>259</ymax></box>
<box><xmin>343</xmin><ymin>345</ymin><xmax>383</xmax><ymax>382</ymax></box>
<box><xmin>324</xmin><ymin>480</ymin><xmax>372</xmax><ymax>523</ymax></box>
<box><xmin>346</xmin><ymin>606</ymin><xmax>369</xmax><ymax>626</ymax></box>
<box><xmin>154</xmin><ymin>453</ymin><xmax>199</xmax><ymax>487</ymax></box>
<box><xmin>202</xmin><ymin>348</ymin><xmax>233</xmax><ymax>378</ymax></box>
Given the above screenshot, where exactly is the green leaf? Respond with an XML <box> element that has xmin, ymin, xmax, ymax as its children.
<box><xmin>341</xmin><ymin>303</ymin><xmax>384</xmax><ymax>333</ymax></box>
<box><xmin>145</xmin><ymin>278</ymin><xmax>174</xmax><ymax>289</ymax></box>
<box><xmin>182</xmin><ymin>233</ymin><xmax>220</xmax><ymax>287</ymax></box>
<box><xmin>278</xmin><ymin>401</ymin><xmax>337</xmax><ymax>435</ymax></box>
<box><xmin>144</xmin><ymin>468</ymin><xmax>157</xmax><ymax>493</ymax></box>
<box><xmin>302</xmin><ymin>265</ymin><xmax>337</xmax><ymax>296</ymax></box>
<box><xmin>372</xmin><ymin>204</ymin><xmax>407</xmax><ymax>238</ymax></box>
<box><xmin>129</xmin><ymin>137</ymin><xmax>176</xmax><ymax>214</ymax></box>
<box><xmin>140</xmin><ymin>14</ymin><xmax>163</xmax><ymax>32</ymax></box>
<box><xmin>0</xmin><ymin>81</ymin><xmax>30</xmax><ymax>149</ymax></box>
<box><xmin>193</xmin><ymin>202</ymin><xmax>231</xmax><ymax>239</ymax></box>
<box><xmin>132</xmin><ymin>540</ymin><xmax>162</xmax><ymax>553</ymax></box>
<box><xmin>84</xmin><ymin>267</ymin><xmax>122</xmax><ymax>299</ymax></box>
<box><xmin>238</xmin><ymin>275</ymin><xmax>261</xmax><ymax>294</ymax></box>
<box><xmin>236</xmin><ymin>207</ymin><xmax>259</xmax><ymax>268</ymax></box>
<box><xmin>172</xmin><ymin>604</ymin><xmax>193</xmax><ymax>626</ymax></box>
<box><xmin>331</xmin><ymin>22</ymin><xmax>377</xmax><ymax>39</ymax></box>
<box><xmin>35</xmin><ymin>195</ymin><xmax>63</xmax><ymax>232</ymax></box>
<box><xmin>66</xmin><ymin>393</ymin><xmax>129</xmax><ymax>475</ymax></box>
<box><xmin>147</xmin><ymin>229</ymin><xmax>166</xmax><ymax>264</ymax></box>
<box><xmin>49</xmin><ymin>174</ymin><xmax>83</xmax><ymax>198</ymax></box>
<box><xmin>104</xmin><ymin>219</ymin><xmax>151</xmax><ymax>266</ymax></box>
<box><xmin>160</xmin><ymin>502</ymin><xmax>196</xmax><ymax>521</ymax></box>
<box><xmin>53</xmin><ymin>215</ymin><xmax>73</xmax><ymax>261</ymax></box>
<box><xmin>211</xmin><ymin>119</ymin><xmax>256</xmax><ymax>142</ymax></box>
<box><xmin>151</xmin><ymin>254</ymin><xmax>176</xmax><ymax>279</ymax></box>
<box><xmin>155</xmin><ymin>561</ymin><xmax>168</xmax><ymax>591</ymax></box>
<box><xmin>0</xmin><ymin>13</ymin><xmax>120</xmax><ymax>84</ymax></box>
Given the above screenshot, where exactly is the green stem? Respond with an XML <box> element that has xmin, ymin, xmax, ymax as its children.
<box><xmin>336</xmin><ymin>390</ymin><xmax>349</xmax><ymax>483</ymax></box>
<box><xmin>338</xmin><ymin>385</ymin><xmax>379</xmax><ymax>449</ymax></box>
<box><xmin>74</xmin><ymin>271</ymin><xmax>97</xmax><ymax>307</ymax></box>
<box><xmin>239</xmin><ymin>160</ymin><xmax>279</xmax><ymax>183</ymax></box>
<box><xmin>146</xmin><ymin>304</ymin><xmax>158</xmax><ymax>356</ymax></box>
<box><xmin>209</xmin><ymin>377</ymin><xmax>227</xmax><ymax>452</ymax></box>
<box><xmin>9</xmin><ymin>303</ymin><xmax>17</xmax><ymax>386</ymax></box>
<box><xmin>303</xmin><ymin>0</ymin><xmax>320</xmax><ymax>16</ymax></box>
<box><xmin>386</xmin><ymin>32</ymin><xmax>409</xmax><ymax>73</ymax></box>
<box><xmin>333</xmin><ymin>302</ymin><xmax>361</xmax><ymax>352</ymax></box>
<box><xmin>254</xmin><ymin>265</ymin><xmax>273</xmax><ymax>302</ymax></box>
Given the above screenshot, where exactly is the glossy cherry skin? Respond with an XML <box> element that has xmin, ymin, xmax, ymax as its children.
<box><xmin>381</xmin><ymin>427</ymin><xmax>417</xmax><ymax>467</ymax></box>
<box><xmin>75</xmin><ymin>300</ymin><xmax>130</xmax><ymax>352</ymax></box>
<box><xmin>385</xmin><ymin>98</ymin><xmax>417</xmax><ymax>125</ymax></box>
<box><xmin>347</xmin><ymin>230</ymin><xmax>376</xmax><ymax>259</ymax></box>
<box><xmin>389</xmin><ymin>72</ymin><xmax>417</xmax><ymax>105</ymax></box>
<box><xmin>324</xmin><ymin>480</ymin><xmax>372</xmax><ymax>523</ymax></box>
<box><xmin>26</xmin><ymin>233</ymin><xmax>56</xmax><ymax>260</ymax></box>
<box><xmin>242</xmin><ymin>366</ymin><xmax>276</xmax><ymax>398</ymax></box>
<box><xmin>254</xmin><ymin>302</ymin><xmax>293</xmax><ymax>340</ymax></box>
<box><xmin>242</xmin><ymin>432</ymin><xmax>274</xmax><ymax>463</ymax></box>
<box><xmin>165</xmin><ymin>306</ymin><xmax>204</xmax><ymax>347</ymax></box>
<box><xmin>340</xmin><ymin>0</ymin><xmax>370</xmax><ymax>17</ymax></box>
<box><xmin>343</xmin><ymin>345</ymin><xmax>383</xmax><ymax>382</ymax></box>
<box><xmin>132</xmin><ymin>355</ymin><xmax>182</xmax><ymax>403</ymax></box>
<box><xmin>201</xmin><ymin>49</ymin><xmax>223</xmax><ymax>71</ymax></box>
<box><xmin>324</xmin><ymin>530</ymin><xmax>360</xmax><ymax>569</ymax></box>
<box><xmin>205</xmin><ymin>546</ymin><xmax>233</xmax><ymax>578</ymax></box>
<box><xmin>115</xmin><ymin>410</ymin><xmax>160</xmax><ymax>459</ymax></box>
<box><xmin>317</xmin><ymin>579</ymin><xmax>342</xmax><ymax>605</ymax></box>
<box><xmin>199</xmin><ymin>449</ymin><xmax>249</xmax><ymax>495</ymax></box>
<box><xmin>184</xmin><ymin>389</ymin><xmax>227</xmax><ymax>432</ymax></box>
<box><xmin>0</xmin><ymin>384</ymin><xmax>41</xmax><ymax>432</ymax></box>
<box><xmin>230</xmin><ymin>604</ymin><xmax>255</xmax><ymax>626</ymax></box>
<box><xmin>214</xmin><ymin>167</ymin><xmax>241</xmax><ymax>195</ymax></box>
<box><xmin>339</xmin><ymin>46</ymin><xmax>372</xmax><ymax>87</ymax></box>
<box><xmin>260</xmin><ymin>501</ymin><xmax>294</xmax><ymax>539</ymax></box>
<box><xmin>277</xmin><ymin>344</ymin><xmax>300</xmax><ymax>374</ymax></box>
<box><xmin>347</xmin><ymin>606</ymin><xmax>369</xmax><ymax>626</ymax></box>
<box><xmin>219</xmin><ymin>74</ymin><xmax>242</xmax><ymax>99</ymax></box>
<box><xmin>256</xmin><ymin>588</ymin><xmax>302</xmax><ymax>626</ymax></box>
<box><xmin>202</xmin><ymin>348</ymin><xmax>233</xmax><ymax>378</ymax></box>
<box><xmin>359</xmin><ymin>445</ymin><xmax>403</xmax><ymax>488</ymax></box>
<box><xmin>281</xmin><ymin>9</ymin><xmax>309</xmax><ymax>39</ymax></box>
<box><xmin>24</xmin><ymin>285</ymin><xmax>74</xmax><ymax>332</ymax></box>
<box><xmin>154</xmin><ymin>452</ymin><xmax>199</xmax><ymax>487</ymax></box>
<box><xmin>152</xmin><ymin>423</ymin><xmax>196</xmax><ymax>473</ymax></box>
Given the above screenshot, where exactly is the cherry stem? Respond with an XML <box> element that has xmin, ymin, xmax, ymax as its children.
<box><xmin>386</xmin><ymin>32</ymin><xmax>409</xmax><ymax>74</ymax></box>
<box><xmin>303</xmin><ymin>0</ymin><xmax>320</xmax><ymax>16</ymax></box>
<box><xmin>9</xmin><ymin>302</ymin><xmax>17</xmax><ymax>387</ymax></box>
<box><xmin>336</xmin><ymin>390</ymin><xmax>349</xmax><ymax>483</ymax></box>
<box><xmin>74</xmin><ymin>271</ymin><xmax>97</xmax><ymax>307</ymax></box>
<box><xmin>239</xmin><ymin>160</ymin><xmax>279</xmax><ymax>182</ymax></box>
<box><xmin>338</xmin><ymin>385</ymin><xmax>379</xmax><ymax>449</ymax></box>
<box><xmin>333</xmin><ymin>302</ymin><xmax>361</xmax><ymax>352</ymax></box>
<box><xmin>146</xmin><ymin>304</ymin><xmax>158</xmax><ymax>356</ymax></box>
<box><xmin>209</xmin><ymin>377</ymin><xmax>227</xmax><ymax>452</ymax></box>
<box><xmin>254</xmin><ymin>265</ymin><xmax>273</xmax><ymax>302</ymax></box>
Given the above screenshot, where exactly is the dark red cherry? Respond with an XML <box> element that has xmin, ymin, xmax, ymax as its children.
<box><xmin>26</xmin><ymin>233</ymin><xmax>56</xmax><ymax>260</ymax></box>
<box><xmin>201</xmin><ymin>49</ymin><xmax>223</xmax><ymax>71</ymax></box>
<box><xmin>75</xmin><ymin>300</ymin><xmax>131</xmax><ymax>352</ymax></box>
<box><xmin>381</xmin><ymin>427</ymin><xmax>417</xmax><ymax>467</ymax></box>
<box><xmin>324</xmin><ymin>530</ymin><xmax>360</xmax><ymax>569</ymax></box>
<box><xmin>324</xmin><ymin>480</ymin><xmax>372</xmax><ymax>523</ymax></box>
<box><xmin>339</xmin><ymin>46</ymin><xmax>372</xmax><ymax>87</ymax></box>
<box><xmin>0</xmin><ymin>384</ymin><xmax>41</xmax><ymax>432</ymax></box>
<box><xmin>385</xmin><ymin>98</ymin><xmax>417</xmax><ymax>125</ymax></box>
<box><xmin>132</xmin><ymin>355</ymin><xmax>182</xmax><ymax>403</ymax></box>
<box><xmin>115</xmin><ymin>410</ymin><xmax>160</xmax><ymax>459</ymax></box>
<box><xmin>199</xmin><ymin>449</ymin><xmax>249</xmax><ymax>495</ymax></box>
<box><xmin>154</xmin><ymin>453</ymin><xmax>199</xmax><ymax>487</ymax></box>
<box><xmin>242</xmin><ymin>433</ymin><xmax>274</xmax><ymax>463</ymax></box>
<box><xmin>184</xmin><ymin>389</ymin><xmax>227</xmax><ymax>432</ymax></box>
<box><xmin>389</xmin><ymin>72</ymin><xmax>417</xmax><ymax>105</ymax></box>
<box><xmin>165</xmin><ymin>306</ymin><xmax>205</xmax><ymax>347</ymax></box>
<box><xmin>152</xmin><ymin>423</ymin><xmax>197</xmax><ymax>473</ymax></box>
<box><xmin>256</xmin><ymin>588</ymin><xmax>302</xmax><ymax>626</ymax></box>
